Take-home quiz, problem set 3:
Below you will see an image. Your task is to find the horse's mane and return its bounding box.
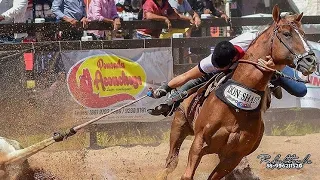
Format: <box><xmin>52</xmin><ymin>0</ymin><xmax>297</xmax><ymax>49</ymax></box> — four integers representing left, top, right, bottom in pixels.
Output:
<box><xmin>246</xmin><ymin>22</ymin><xmax>274</xmax><ymax>50</ymax></box>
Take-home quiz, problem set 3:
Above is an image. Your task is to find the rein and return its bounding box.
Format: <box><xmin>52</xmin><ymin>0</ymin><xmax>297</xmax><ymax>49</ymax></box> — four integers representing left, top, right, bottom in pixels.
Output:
<box><xmin>238</xmin><ymin>59</ymin><xmax>310</xmax><ymax>83</ymax></box>
<box><xmin>237</xmin><ymin>20</ymin><xmax>313</xmax><ymax>84</ymax></box>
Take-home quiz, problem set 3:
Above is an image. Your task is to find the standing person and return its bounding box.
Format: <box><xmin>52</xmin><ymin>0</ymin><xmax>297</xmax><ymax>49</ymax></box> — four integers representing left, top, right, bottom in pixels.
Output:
<box><xmin>87</xmin><ymin>0</ymin><xmax>121</xmax><ymax>40</ymax></box>
<box><xmin>51</xmin><ymin>0</ymin><xmax>88</xmax><ymax>40</ymax></box>
<box><xmin>136</xmin><ymin>0</ymin><xmax>180</xmax><ymax>39</ymax></box>
<box><xmin>0</xmin><ymin>0</ymin><xmax>28</xmax><ymax>43</ymax></box>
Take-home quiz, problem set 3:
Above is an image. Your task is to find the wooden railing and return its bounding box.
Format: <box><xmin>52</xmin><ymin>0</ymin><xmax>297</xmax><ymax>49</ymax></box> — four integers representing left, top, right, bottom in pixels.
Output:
<box><xmin>1</xmin><ymin>16</ymin><xmax>320</xmax><ymax>149</ymax></box>
<box><xmin>0</xmin><ymin>16</ymin><xmax>319</xmax><ymax>33</ymax></box>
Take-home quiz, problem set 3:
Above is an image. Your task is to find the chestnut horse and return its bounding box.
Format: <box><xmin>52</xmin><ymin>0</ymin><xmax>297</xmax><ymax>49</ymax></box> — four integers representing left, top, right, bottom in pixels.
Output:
<box><xmin>159</xmin><ymin>5</ymin><xmax>317</xmax><ymax>180</ymax></box>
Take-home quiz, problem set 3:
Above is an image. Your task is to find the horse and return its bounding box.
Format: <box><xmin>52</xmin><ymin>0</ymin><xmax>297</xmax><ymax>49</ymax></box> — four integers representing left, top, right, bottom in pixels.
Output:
<box><xmin>158</xmin><ymin>5</ymin><xmax>317</xmax><ymax>180</ymax></box>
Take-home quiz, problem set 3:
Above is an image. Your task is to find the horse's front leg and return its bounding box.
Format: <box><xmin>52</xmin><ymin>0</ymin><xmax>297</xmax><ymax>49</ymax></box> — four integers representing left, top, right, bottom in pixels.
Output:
<box><xmin>208</xmin><ymin>154</ymin><xmax>243</xmax><ymax>180</ymax></box>
<box><xmin>181</xmin><ymin>131</ymin><xmax>206</xmax><ymax>180</ymax></box>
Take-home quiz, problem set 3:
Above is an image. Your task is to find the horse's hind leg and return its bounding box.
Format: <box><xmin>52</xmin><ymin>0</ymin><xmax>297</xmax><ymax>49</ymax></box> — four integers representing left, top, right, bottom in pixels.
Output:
<box><xmin>157</xmin><ymin>108</ymin><xmax>193</xmax><ymax>180</ymax></box>
<box><xmin>208</xmin><ymin>154</ymin><xmax>243</xmax><ymax>180</ymax></box>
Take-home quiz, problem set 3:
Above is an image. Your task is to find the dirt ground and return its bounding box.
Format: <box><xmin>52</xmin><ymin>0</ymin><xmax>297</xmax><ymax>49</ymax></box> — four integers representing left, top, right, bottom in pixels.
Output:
<box><xmin>28</xmin><ymin>133</ymin><xmax>320</xmax><ymax>180</ymax></box>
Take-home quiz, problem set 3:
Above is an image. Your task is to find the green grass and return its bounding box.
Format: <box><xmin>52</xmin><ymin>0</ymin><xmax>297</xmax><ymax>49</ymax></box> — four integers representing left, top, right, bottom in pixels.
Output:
<box><xmin>13</xmin><ymin>133</ymin><xmax>88</xmax><ymax>151</ymax></box>
<box><xmin>16</xmin><ymin>120</ymin><xmax>320</xmax><ymax>152</ymax></box>
<box><xmin>12</xmin><ymin>129</ymin><xmax>172</xmax><ymax>152</ymax></box>
<box><xmin>96</xmin><ymin>129</ymin><xmax>171</xmax><ymax>147</ymax></box>
<box><xmin>271</xmin><ymin>121</ymin><xmax>320</xmax><ymax>136</ymax></box>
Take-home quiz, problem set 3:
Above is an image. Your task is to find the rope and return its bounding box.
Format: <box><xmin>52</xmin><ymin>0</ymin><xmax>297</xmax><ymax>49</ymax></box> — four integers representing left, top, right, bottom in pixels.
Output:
<box><xmin>54</xmin><ymin>95</ymin><xmax>149</xmax><ymax>140</ymax></box>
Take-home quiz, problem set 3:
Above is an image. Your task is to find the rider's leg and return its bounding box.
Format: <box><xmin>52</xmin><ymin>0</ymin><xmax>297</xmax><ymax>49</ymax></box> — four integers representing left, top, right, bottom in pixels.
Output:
<box><xmin>271</xmin><ymin>66</ymin><xmax>307</xmax><ymax>97</ymax></box>
<box><xmin>148</xmin><ymin>73</ymin><xmax>213</xmax><ymax>116</ymax></box>
<box><xmin>178</xmin><ymin>73</ymin><xmax>213</xmax><ymax>93</ymax></box>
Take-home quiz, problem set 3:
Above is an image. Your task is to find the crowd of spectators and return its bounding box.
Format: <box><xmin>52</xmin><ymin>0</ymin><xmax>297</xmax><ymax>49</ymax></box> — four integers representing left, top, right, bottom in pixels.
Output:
<box><xmin>0</xmin><ymin>0</ymin><xmax>228</xmax><ymax>42</ymax></box>
<box><xmin>0</xmin><ymin>0</ymin><xmax>229</xmax><ymax>86</ymax></box>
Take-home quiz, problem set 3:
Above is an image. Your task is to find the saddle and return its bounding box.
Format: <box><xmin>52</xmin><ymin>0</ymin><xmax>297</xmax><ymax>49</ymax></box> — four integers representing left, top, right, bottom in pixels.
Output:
<box><xmin>184</xmin><ymin>73</ymin><xmax>275</xmax><ymax>127</ymax></box>
<box><xmin>185</xmin><ymin>72</ymin><xmax>231</xmax><ymax>125</ymax></box>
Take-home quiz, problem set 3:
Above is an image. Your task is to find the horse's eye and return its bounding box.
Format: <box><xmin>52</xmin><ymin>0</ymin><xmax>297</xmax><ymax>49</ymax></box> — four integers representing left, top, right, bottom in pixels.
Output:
<box><xmin>283</xmin><ymin>32</ymin><xmax>291</xmax><ymax>37</ymax></box>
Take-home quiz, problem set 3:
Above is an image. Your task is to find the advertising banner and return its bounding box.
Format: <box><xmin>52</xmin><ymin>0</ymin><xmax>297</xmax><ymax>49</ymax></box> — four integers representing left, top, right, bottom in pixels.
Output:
<box><xmin>61</xmin><ymin>48</ymin><xmax>173</xmax><ymax>123</ymax></box>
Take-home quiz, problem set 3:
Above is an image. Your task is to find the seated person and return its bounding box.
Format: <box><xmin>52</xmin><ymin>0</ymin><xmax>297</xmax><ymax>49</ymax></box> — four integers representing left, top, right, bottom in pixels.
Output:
<box><xmin>160</xmin><ymin>0</ymin><xmax>201</xmax><ymax>38</ymax></box>
<box><xmin>136</xmin><ymin>0</ymin><xmax>180</xmax><ymax>39</ymax></box>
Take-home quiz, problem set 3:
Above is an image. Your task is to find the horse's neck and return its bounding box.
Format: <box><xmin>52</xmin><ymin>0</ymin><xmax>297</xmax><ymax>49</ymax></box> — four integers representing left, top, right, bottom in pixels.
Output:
<box><xmin>232</xmin><ymin>27</ymin><xmax>275</xmax><ymax>91</ymax></box>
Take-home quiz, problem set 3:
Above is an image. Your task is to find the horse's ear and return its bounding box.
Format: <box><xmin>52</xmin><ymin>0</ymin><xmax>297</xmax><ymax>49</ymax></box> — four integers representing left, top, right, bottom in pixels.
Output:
<box><xmin>296</xmin><ymin>12</ymin><xmax>304</xmax><ymax>22</ymax></box>
<box><xmin>272</xmin><ymin>4</ymin><xmax>280</xmax><ymax>23</ymax></box>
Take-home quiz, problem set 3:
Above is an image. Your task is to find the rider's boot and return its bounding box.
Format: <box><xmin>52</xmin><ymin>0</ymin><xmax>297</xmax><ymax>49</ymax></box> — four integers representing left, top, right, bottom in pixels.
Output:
<box><xmin>147</xmin><ymin>74</ymin><xmax>213</xmax><ymax>117</ymax></box>
<box><xmin>269</xmin><ymin>75</ymin><xmax>283</xmax><ymax>99</ymax></box>
<box><xmin>147</xmin><ymin>90</ymin><xmax>188</xmax><ymax>116</ymax></box>
<box><xmin>271</xmin><ymin>85</ymin><xmax>282</xmax><ymax>99</ymax></box>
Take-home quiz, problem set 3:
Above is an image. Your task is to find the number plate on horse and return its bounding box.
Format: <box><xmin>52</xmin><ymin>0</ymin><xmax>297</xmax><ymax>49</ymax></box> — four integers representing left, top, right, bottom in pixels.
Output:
<box><xmin>223</xmin><ymin>84</ymin><xmax>261</xmax><ymax>110</ymax></box>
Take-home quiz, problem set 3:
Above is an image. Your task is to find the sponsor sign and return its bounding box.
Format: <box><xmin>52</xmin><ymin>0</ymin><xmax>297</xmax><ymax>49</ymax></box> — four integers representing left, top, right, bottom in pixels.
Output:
<box><xmin>61</xmin><ymin>48</ymin><xmax>173</xmax><ymax>122</ymax></box>
<box><xmin>224</xmin><ymin>84</ymin><xmax>261</xmax><ymax>110</ymax></box>
<box><xmin>67</xmin><ymin>54</ymin><xmax>146</xmax><ymax>108</ymax></box>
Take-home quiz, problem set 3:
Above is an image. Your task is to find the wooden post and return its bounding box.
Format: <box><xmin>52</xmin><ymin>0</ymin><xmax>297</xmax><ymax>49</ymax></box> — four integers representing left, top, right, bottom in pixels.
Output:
<box><xmin>89</xmin><ymin>131</ymin><xmax>101</xmax><ymax>149</ymax></box>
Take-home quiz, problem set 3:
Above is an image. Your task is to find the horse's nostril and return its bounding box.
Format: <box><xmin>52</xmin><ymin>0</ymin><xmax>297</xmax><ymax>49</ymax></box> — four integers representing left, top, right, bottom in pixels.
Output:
<box><xmin>307</xmin><ymin>58</ymin><xmax>312</xmax><ymax>62</ymax></box>
<box><xmin>305</xmin><ymin>56</ymin><xmax>316</xmax><ymax>63</ymax></box>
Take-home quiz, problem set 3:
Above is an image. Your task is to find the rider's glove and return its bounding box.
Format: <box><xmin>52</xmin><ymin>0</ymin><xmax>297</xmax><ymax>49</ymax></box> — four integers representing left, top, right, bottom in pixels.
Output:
<box><xmin>149</xmin><ymin>83</ymin><xmax>172</xmax><ymax>99</ymax></box>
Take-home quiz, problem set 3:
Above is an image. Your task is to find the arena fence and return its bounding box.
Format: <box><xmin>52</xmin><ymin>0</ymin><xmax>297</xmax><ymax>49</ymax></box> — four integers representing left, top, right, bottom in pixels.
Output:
<box><xmin>0</xmin><ymin>17</ymin><xmax>320</xmax><ymax>149</ymax></box>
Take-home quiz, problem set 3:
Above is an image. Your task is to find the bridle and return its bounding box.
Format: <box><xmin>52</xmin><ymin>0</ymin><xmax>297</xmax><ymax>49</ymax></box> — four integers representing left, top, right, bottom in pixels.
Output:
<box><xmin>239</xmin><ymin>20</ymin><xmax>317</xmax><ymax>83</ymax></box>
<box><xmin>270</xmin><ymin>22</ymin><xmax>314</xmax><ymax>69</ymax></box>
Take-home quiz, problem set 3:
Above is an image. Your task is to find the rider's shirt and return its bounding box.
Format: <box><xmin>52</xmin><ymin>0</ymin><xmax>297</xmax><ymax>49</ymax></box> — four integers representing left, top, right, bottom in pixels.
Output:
<box><xmin>198</xmin><ymin>32</ymin><xmax>259</xmax><ymax>74</ymax></box>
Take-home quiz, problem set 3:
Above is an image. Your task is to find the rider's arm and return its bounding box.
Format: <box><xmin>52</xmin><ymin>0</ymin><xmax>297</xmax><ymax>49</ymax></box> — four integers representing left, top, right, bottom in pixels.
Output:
<box><xmin>168</xmin><ymin>66</ymin><xmax>205</xmax><ymax>88</ymax></box>
<box><xmin>167</xmin><ymin>49</ymin><xmax>231</xmax><ymax>89</ymax></box>
<box><xmin>271</xmin><ymin>66</ymin><xmax>307</xmax><ymax>97</ymax></box>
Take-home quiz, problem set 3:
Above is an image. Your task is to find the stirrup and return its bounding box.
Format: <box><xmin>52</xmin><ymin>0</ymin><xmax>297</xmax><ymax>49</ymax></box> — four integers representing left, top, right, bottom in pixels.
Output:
<box><xmin>147</xmin><ymin>101</ymin><xmax>181</xmax><ymax>117</ymax></box>
<box><xmin>148</xmin><ymin>90</ymin><xmax>187</xmax><ymax>117</ymax></box>
<box><xmin>147</xmin><ymin>104</ymin><xmax>172</xmax><ymax>116</ymax></box>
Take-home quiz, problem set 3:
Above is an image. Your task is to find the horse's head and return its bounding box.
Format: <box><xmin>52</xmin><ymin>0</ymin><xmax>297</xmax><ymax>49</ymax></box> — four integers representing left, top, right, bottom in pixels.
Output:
<box><xmin>270</xmin><ymin>5</ymin><xmax>317</xmax><ymax>75</ymax></box>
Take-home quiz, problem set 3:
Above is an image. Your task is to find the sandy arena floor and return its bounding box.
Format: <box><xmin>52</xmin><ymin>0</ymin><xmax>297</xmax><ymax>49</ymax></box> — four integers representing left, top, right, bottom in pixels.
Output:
<box><xmin>28</xmin><ymin>133</ymin><xmax>320</xmax><ymax>180</ymax></box>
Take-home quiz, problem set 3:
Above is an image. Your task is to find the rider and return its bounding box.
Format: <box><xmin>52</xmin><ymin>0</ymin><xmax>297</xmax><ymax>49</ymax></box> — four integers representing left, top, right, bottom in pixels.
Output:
<box><xmin>147</xmin><ymin>31</ymin><xmax>309</xmax><ymax>116</ymax></box>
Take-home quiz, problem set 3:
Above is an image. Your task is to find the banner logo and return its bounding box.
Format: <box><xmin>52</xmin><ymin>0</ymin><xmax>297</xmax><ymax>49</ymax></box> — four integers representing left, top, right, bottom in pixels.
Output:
<box><xmin>67</xmin><ymin>54</ymin><xmax>146</xmax><ymax>108</ymax></box>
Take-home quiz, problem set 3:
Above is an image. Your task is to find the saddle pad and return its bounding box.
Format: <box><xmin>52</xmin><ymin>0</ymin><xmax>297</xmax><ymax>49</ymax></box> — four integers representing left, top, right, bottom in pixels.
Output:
<box><xmin>215</xmin><ymin>79</ymin><xmax>265</xmax><ymax>111</ymax></box>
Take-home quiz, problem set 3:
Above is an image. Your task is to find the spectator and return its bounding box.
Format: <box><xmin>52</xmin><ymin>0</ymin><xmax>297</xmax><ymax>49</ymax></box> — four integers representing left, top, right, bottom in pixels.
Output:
<box><xmin>160</xmin><ymin>0</ymin><xmax>201</xmax><ymax>38</ymax></box>
<box><xmin>51</xmin><ymin>0</ymin><xmax>88</xmax><ymax>40</ymax></box>
<box><xmin>0</xmin><ymin>0</ymin><xmax>28</xmax><ymax>43</ymax></box>
<box><xmin>188</xmin><ymin>0</ymin><xmax>228</xmax><ymax>21</ymax></box>
<box><xmin>87</xmin><ymin>0</ymin><xmax>121</xmax><ymax>40</ymax></box>
<box><xmin>131</xmin><ymin>0</ymin><xmax>142</xmax><ymax>13</ymax></box>
<box><xmin>116</xmin><ymin>0</ymin><xmax>141</xmax><ymax>13</ymax></box>
<box><xmin>136</xmin><ymin>0</ymin><xmax>179</xmax><ymax>39</ymax></box>
<box><xmin>187</xmin><ymin>0</ymin><xmax>228</xmax><ymax>60</ymax></box>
